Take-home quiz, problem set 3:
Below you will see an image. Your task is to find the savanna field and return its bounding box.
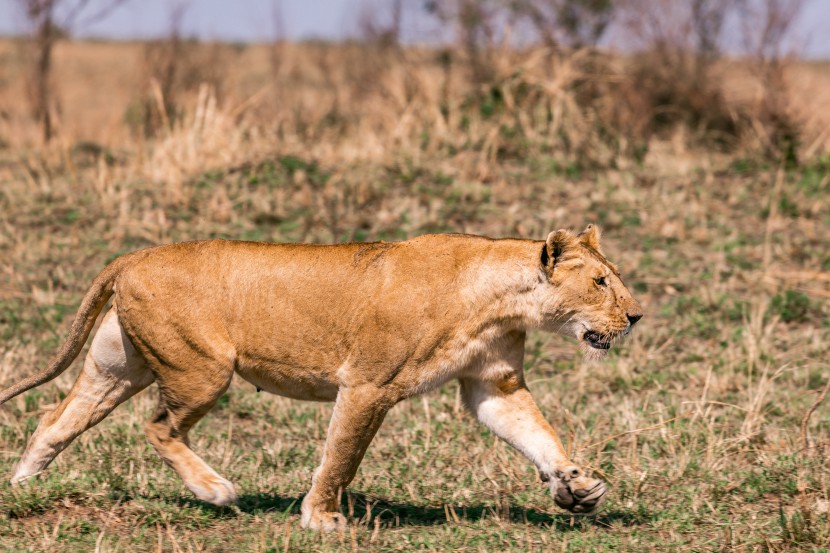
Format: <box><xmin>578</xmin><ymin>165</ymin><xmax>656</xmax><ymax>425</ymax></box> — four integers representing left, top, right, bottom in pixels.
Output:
<box><xmin>0</xmin><ymin>34</ymin><xmax>829</xmax><ymax>552</ymax></box>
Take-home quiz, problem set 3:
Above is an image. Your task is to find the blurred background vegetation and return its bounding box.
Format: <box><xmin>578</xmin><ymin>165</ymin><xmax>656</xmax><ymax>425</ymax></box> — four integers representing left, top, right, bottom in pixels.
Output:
<box><xmin>0</xmin><ymin>0</ymin><xmax>828</xmax><ymax>168</ymax></box>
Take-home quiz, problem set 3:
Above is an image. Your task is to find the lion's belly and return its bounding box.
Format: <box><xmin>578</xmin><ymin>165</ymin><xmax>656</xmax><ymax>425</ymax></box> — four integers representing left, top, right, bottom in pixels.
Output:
<box><xmin>234</xmin><ymin>363</ymin><xmax>339</xmax><ymax>402</ymax></box>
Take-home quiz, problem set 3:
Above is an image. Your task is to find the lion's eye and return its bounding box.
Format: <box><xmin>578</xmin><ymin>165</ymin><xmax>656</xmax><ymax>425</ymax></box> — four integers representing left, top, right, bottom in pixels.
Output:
<box><xmin>594</xmin><ymin>276</ymin><xmax>607</xmax><ymax>286</ymax></box>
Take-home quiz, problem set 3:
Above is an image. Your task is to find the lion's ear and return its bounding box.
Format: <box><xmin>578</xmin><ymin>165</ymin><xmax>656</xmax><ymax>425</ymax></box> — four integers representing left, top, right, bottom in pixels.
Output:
<box><xmin>578</xmin><ymin>224</ymin><xmax>602</xmax><ymax>253</ymax></box>
<box><xmin>541</xmin><ymin>229</ymin><xmax>576</xmax><ymax>268</ymax></box>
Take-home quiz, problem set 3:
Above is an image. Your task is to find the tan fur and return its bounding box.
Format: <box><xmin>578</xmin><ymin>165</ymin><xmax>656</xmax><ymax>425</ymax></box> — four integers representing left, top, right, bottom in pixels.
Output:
<box><xmin>1</xmin><ymin>229</ymin><xmax>642</xmax><ymax>530</ymax></box>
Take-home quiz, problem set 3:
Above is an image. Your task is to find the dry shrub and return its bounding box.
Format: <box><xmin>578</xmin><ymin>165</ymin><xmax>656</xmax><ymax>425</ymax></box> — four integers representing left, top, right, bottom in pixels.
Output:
<box><xmin>145</xmin><ymin>84</ymin><xmax>254</xmax><ymax>204</ymax></box>
<box><xmin>623</xmin><ymin>48</ymin><xmax>743</xmax><ymax>149</ymax></box>
<box><xmin>116</xmin><ymin>37</ymin><xmax>824</xmax><ymax>179</ymax></box>
<box><xmin>125</xmin><ymin>38</ymin><xmax>235</xmax><ymax>139</ymax></box>
<box><xmin>611</xmin><ymin>0</ymin><xmax>808</xmax><ymax>161</ymax></box>
<box><xmin>610</xmin><ymin>0</ymin><xmax>742</xmax><ymax>154</ymax></box>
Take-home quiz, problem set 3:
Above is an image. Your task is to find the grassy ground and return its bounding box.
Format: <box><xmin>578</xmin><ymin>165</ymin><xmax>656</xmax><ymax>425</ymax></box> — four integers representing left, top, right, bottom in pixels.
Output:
<box><xmin>1</xmin><ymin>148</ymin><xmax>829</xmax><ymax>551</ymax></box>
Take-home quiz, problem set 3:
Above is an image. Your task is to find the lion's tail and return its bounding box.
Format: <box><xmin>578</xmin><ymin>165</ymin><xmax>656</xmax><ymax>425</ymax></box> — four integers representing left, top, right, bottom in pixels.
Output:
<box><xmin>0</xmin><ymin>254</ymin><xmax>136</xmax><ymax>406</ymax></box>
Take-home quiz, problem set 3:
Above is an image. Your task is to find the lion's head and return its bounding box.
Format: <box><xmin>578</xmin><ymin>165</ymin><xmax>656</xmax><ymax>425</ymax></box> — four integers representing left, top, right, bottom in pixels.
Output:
<box><xmin>539</xmin><ymin>224</ymin><xmax>643</xmax><ymax>360</ymax></box>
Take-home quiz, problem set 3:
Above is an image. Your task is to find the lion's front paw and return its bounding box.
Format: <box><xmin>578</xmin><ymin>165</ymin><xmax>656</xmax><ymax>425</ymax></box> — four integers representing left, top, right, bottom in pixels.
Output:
<box><xmin>550</xmin><ymin>465</ymin><xmax>607</xmax><ymax>514</ymax></box>
<box><xmin>300</xmin><ymin>496</ymin><xmax>347</xmax><ymax>532</ymax></box>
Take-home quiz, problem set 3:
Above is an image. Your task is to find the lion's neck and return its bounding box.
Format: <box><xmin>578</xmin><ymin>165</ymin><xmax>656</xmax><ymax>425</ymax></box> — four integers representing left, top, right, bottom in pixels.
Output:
<box><xmin>460</xmin><ymin>241</ymin><xmax>558</xmax><ymax>333</ymax></box>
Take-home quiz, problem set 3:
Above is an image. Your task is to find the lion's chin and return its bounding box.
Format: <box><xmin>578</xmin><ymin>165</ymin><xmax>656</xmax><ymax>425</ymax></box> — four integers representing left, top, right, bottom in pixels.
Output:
<box><xmin>579</xmin><ymin>329</ymin><xmax>614</xmax><ymax>361</ymax></box>
<box><xmin>581</xmin><ymin>342</ymin><xmax>610</xmax><ymax>361</ymax></box>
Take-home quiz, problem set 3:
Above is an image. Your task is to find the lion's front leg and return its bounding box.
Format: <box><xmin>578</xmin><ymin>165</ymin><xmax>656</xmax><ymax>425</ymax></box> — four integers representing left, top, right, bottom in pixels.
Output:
<box><xmin>301</xmin><ymin>384</ymin><xmax>396</xmax><ymax>531</ymax></box>
<box><xmin>459</xmin><ymin>339</ymin><xmax>607</xmax><ymax>514</ymax></box>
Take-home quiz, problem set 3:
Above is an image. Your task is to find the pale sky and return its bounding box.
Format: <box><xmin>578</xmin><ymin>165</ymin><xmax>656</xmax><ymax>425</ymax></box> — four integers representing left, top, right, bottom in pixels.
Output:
<box><xmin>0</xmin><ymin>0</ymin><xmax>442</xmax><ymax>43</ymax></box>
<box><xmin>0</xmin><ymin>0</ymin><xmax>828</xmax><ymax>58</ymax></box>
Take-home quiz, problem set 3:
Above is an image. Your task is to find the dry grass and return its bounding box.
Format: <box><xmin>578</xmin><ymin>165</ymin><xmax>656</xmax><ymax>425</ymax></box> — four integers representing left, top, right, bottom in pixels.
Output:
<box><xmin>0</xmin><ymin>38</ymin><xmax>829</xmax><ymax>551</ymax></box>
<box><xmin>2</xmin><ymin>39</ymin><xmax>829</xmax><ymax>168</ymax></box>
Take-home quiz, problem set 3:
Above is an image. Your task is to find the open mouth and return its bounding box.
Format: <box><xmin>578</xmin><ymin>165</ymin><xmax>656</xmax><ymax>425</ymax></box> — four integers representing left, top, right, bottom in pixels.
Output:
<box><xmin>583</xmin><ymin>330</ymin><xmax>611</xmax><ymax>350</ymax></box>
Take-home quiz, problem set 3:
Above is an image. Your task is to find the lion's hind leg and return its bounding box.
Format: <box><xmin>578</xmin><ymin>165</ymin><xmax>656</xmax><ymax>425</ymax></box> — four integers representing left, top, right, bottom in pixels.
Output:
<box><xmin>144</xmin><ymin>366</ymin><xmax>237</xmax><ymax>506</ymax></box>
<box><xmin>301</xmin><ymin>384</ymin><xmax>398</xmax><ymax>531</ymax></box>
<box><xmin>12</xmin><ymin>307</ymin><xmax>154</xmax><ymax>484</ymax></box>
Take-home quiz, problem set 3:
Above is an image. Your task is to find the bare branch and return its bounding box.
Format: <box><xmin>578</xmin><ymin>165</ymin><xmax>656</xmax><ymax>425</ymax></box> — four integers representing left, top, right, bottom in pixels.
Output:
<box><xmin>271</xmin><ymin>0</ymin><xmax>285</xmax><ymax>43</ymax></box>
<box><xmin>70</xmin><ymin>0</ymin><xmax>131</xmax><ymax>30</ymax></box>
<box><xmin>59</xmin><ymin>0</ymin><xmax>91</xmax><ymax>28</ymax></box>
<box><xmin>801</xmin><ymin>375</ymin><xmax>830</xmax><ymax>451</ymax></box>
<box><xmin>14</xmin><ymin>0</ymin><xmax>132</xmax><ymax>142</ymax></box>
<box><xmin>738</xmin><ymin>0</ymin><xmax>805</xmax><ymax>62</ymax></box>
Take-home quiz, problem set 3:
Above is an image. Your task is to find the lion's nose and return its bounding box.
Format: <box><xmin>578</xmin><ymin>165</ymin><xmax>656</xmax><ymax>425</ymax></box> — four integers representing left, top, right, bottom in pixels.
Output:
<box><xmin>627</xmin><ymin>312</ymin><xmax>643</xmax><ymax>326</ymax></box>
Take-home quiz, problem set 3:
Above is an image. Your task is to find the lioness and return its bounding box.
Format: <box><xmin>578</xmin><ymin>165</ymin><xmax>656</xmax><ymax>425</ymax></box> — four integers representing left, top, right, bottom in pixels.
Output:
<box><xmin>0</xmin><ymin>226</ymin><xmax>641</xmax><ymax>530</ymax></box>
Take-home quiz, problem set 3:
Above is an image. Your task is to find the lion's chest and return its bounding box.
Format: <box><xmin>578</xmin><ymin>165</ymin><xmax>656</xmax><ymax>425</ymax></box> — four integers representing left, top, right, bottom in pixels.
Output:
<box><xmin>401</xmin><ymin>327</ymin><xmax>507</xmax><ymax>396</ymax></box>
